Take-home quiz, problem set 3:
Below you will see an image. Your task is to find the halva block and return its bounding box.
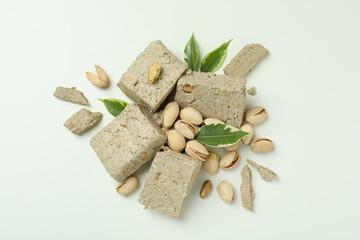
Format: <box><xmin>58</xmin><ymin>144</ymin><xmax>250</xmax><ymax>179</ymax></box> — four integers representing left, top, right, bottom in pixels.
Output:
<box><xmin>224</xmin><ymin>44</ymin><xmax>268</xmax><ymax>78</ymax></box>
<box><xmin>175</xmin><ymin>72</ymin><xmax>246</xmax><ymax>128</ymax></box>
<box><xmin>138</xmin><ymin>148</ymin><xmax>202</xmax><ymax>218</ymax></box>
<box><xmin>64</xmin><ymin>108</ymin><xmax>102</xmax><ymax>134</ymax></box>
<box><xmin>90</xmin><ymin>103</ymin><xmax>166</xmax><ymax>182</ymax></box>
<box><xmin>54</xmin><ymin>86</ymin><xmax>89</xmax><ymax>106</ymax></box>
<box><xmin>240</xmin><ymin>165</ymin><xmax>254</xmax><ymax>211</ymax></box>
<box><xmin>118</xmin><ymin>40</ymin><xmax>187</xmax><ymax>113</ymax></box>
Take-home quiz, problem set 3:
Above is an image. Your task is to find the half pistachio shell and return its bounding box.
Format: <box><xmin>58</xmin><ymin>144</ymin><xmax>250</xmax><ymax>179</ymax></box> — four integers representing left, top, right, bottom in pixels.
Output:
<box><xmin>203</xmin><ymin>152</ymin><xmax>220</xmax><ymax>174</ymax></box>
<box><xmin>217</xmin><ymin>180</ymin><xmax>234</xmax><ymax>203</ymax></box>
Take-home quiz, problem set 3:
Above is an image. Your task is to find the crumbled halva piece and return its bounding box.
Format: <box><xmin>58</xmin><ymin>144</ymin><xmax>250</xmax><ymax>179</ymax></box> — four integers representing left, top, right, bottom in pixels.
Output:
<box><xmin>64</xmin><ymin>108</ymin><xmax>102</xmax><ymax>134</ymax></box>
<box><xmin>240</xmin><ymin>165</ymin><xmax>254</xmax><ymax>211</ymax></box>
<box><xmin>247</xmin><ymin>159</ymin><xmax>277</xmax><ymax>181</ymax></box>
<box><xmin>138</xmin><ymin>147</ymin><xmax>202</xmax><ymax>218</ymax></box>
<box><xmin>224</xmin><ymin>44</ymin><xmax>268</xmax><ymax>78</ymax></box>
<box><xmin>54</xmin><ymin>86</ymin><xmax>90</xmax><ymax>106</ymax></box>
<box><xmin>118</xmin><ymin>40</ymin><xmax>188</xmax><ymax>113</ymax></box>
<box><xmin>175</xmin><ymin>72</ymin><xmax>246</xmax><ymax>128</ymax></box>
<box><xmin>152</xmin><ymin>109</ymin><xmax>163</xmax><ymax>126</ymax></box>
<box><xmin>90</xmin><ymin>103</ymin><xmax>166</xmax><ymax>183</ymax></box>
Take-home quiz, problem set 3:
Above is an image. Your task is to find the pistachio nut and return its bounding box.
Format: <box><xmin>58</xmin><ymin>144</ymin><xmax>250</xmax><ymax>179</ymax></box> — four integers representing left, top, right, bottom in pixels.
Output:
<box><xmin>148</xmin><ymin>62</ymin><xmax>161</xmax><ymax>83</ymax></box>
<box><xmin>203</xmin><ymin>118</ymin><xmax>224</xmax><ymax>125</ymax></box>
<box><xmin>240</xmin><ymin>123</ymin><xmax>254</xmax><ymax>145</ymax></box>
<box><xmin>183</xmin><ymin>84</ymin><xmax>193</xmax><ymax>93</ymax></box>
<box><xmin>179</xmin><ymin>107</ymin><xmax>203</xmax><ymax>125</ymax></box>
<box><xmin>116</xmin><ymin>176</ymin><xmax>139</xmax><ymax>196</ymax></box>
<box><xmin>162</xmin><ymin>102</ymin><xmax>179</xmax><ymax>128</ymax></box>
<box><xmin>250</xmin><ymin>138</ymin><xmax>274</xmax><ymax>153</ymax></box>
<box><xmin>167</xmin><ymin>130</ymin><xmax>186</xmax><ymax>152</ymax></box>
<box><xmin>174</xmin><ymin>120</ymin><xmax>197</xmax><ymax>139</ymax></box>
<box><xmin>200</xmin><ymin>180</ymin><xmax>213</xmax><ymax>199</ymax></box>
<box><xmin>245</xmin><ymin>106</ymin><xmax>267</xmax><ymax>125</ymax></box>
<box><xmin>224</xmin><ymin>141</ymin><xmax>240</xmax><ymax>151</ymax></box>
<box><xmin>203</xmin><ymin>152</ymin><xmax>220</xmax><ymax>174</ymax></box>
<box><xmin>185</xmin><ymin>140</ymin><xmax>209</xmax><ymax>161</ymax></box>
<box><xmin>217</xmin><ymin>180</ymin><xmax>234</xmax><ymax>203</ymax></box>
<box><xmin>220</xmin><ymin>151</ymin><xmax>240</xmax><ymax>170</ymax></box>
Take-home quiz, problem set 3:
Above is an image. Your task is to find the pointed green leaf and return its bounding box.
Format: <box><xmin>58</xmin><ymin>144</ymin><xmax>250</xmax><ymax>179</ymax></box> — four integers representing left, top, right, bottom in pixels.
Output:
<box><xmin>98</xmin><ymin>98</ymin><xmax>129</xmax><ymax>117</ymax></box>
<box><xmin>200</xmin><ymin>39</ymin><xmax>232</xmax><ymax>73</ymax></box>
<box><xmin>195</xmin><ymin>123</ymin><xmax>249</xmax><ymax>147</ymax></box>
<box><xmin>184</xmin><ymin>33</ymin><xmax>199</xmax><ymax>71</ymax></box>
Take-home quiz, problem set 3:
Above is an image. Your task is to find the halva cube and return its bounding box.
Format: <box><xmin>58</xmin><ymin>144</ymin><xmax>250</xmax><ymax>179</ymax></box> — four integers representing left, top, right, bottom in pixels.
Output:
<box><xmin>138</xmin><ymin>148</ymin><xmax>202</xmax><ymax>218</ymax></box>
<box><xmin>90</xmin><ymin>103</ymin><xmax>166</xmax><ymax>182</ymax></box>
<box><xmin>175</xmin><ymin>72</ymin><xmax>246</xmax><ymax>128</ymax></box>
<box><xmin>118</xmin><ymin>40</ymin><xmax>187</xmax><ymax>113</ymax></box>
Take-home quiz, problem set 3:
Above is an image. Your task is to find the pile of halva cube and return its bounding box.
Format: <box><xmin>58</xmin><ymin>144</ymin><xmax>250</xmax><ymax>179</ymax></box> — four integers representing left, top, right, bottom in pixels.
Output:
<box><xmin>55</xmin><ymin>40</ymin><xmax>277</xmax><ymax>218</ymax></box>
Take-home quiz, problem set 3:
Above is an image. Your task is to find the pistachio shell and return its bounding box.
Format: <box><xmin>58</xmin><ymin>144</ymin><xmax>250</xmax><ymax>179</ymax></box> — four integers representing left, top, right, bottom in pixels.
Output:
<box><xmin>162</xmin><ymin>102</ymin><xmax>179</xmax><ymax>128</ymax></box>
<box><xmin>224</xmin><ymin>141</ymin><xmax>240</xmax><ymax>151</ymax></box>
<box><xmin>240</xmin><ymin>124</ymin><xmax>254</xmax><ymax>145</ymax></box>
<box><xmin>185</xmin><ymin>140</ymin><xmax>209</xmax><ymax>161</ymax></box>
<box><xmin>179</xmin><ymin>107</ymin><xmax>203</xmax><ymax>125</ymax></box>
<box><xmin>203</xmin><ymin>118</ymin><xmax>224</xmax><ymax>125</ymax></box>
<box><xmin>167</xmin><ymin>130</ymin><xmax>186</xmax><ymax>152</ymax></box>
<box><xmin>95</xmin><ymin>65</ymin><xmax>110</xmax><ymax>87</ymax></box>
<box><xmin>245</xmin><ymin>106</ymin><xmax>267</xmax><ymax>125</ymax></box>
<box><xmin>116</xmin><ymin>176</ymin><xmax>139</xmax><ymax>196</ymax></box>
<box><xmin>203</xmin><ymin>152</ymin><xmax>220</xmax><ymax>174</ymax></box>
<box><xmin>220</xmin><ymin>151</ymin><xmax>240</xmax><ymax>169</ymax></box>
<box><xmin>174</xmin><ymin>120</ymin><xmax>197</xmax><ymax>139</ymax></box>
<box><xmin>217</xmin><ymin>180</ymin><xmax>234</xmax><ymax>203</ymax></box>
<box><xmin>250</xmin><ymin>138</ymin><xmax>274</xmax><ymax>153</ymax></box>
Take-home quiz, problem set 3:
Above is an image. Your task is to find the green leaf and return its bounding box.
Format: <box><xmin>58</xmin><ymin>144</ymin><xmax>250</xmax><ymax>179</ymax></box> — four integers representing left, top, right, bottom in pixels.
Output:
<box><xmin>200</xmin><ymin>39</ymin><xmax>232</xmax><ymax>73</ymax></box>
<box><xmin>98</xmin><ymin>98</ymin><xmax>129</xmax><ymax>117</ymax></box>
<box><xmin>195</xmin><ymin>123</ymin><xmax>249</xmax><ymax>147</ymax></box>
<box><xmin>184</xmin><ymin>33</ymin><xmax>199</xmax><ymax>71</ymax></box>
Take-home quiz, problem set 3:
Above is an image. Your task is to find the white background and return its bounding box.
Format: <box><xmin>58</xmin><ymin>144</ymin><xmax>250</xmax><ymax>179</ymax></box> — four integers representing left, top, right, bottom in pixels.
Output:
<box><xmin>1</xmin><ymin>0</ymin><xmax>359</xmax><ymax>239</ymax></box>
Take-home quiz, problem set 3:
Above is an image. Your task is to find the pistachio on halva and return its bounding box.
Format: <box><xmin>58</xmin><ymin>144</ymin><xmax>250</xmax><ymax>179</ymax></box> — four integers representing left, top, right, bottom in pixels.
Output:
<box><xmin>148</xmin><ymin>62</ymin><xmax>161</xmax><ymax>83</ymax></box>
<box><xmin>174</xmin><ymin>120</ymin><xmax>197</xmax><ymax>139</ymax></box>
<box><xmin>185</xmin><ymin>140</ymin><xmax>209</xmax><ymax>161</ymax></box>
<box><xmin>245</xmin><ymin>106</ymin><xmax>267</xmax><ymax>125</ymax></box>
<box><xmin>220</xmin><ymin>151</ymin><xmax>240</xmax><ymax>170</ymax></box>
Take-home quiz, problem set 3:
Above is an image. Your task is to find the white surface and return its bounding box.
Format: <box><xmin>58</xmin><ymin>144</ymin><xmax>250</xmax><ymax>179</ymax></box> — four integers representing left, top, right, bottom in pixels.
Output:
<box><xmin>1</xmin><ymin>0</ymin><xmax>359</xmax><ymax>239</ymax></box>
